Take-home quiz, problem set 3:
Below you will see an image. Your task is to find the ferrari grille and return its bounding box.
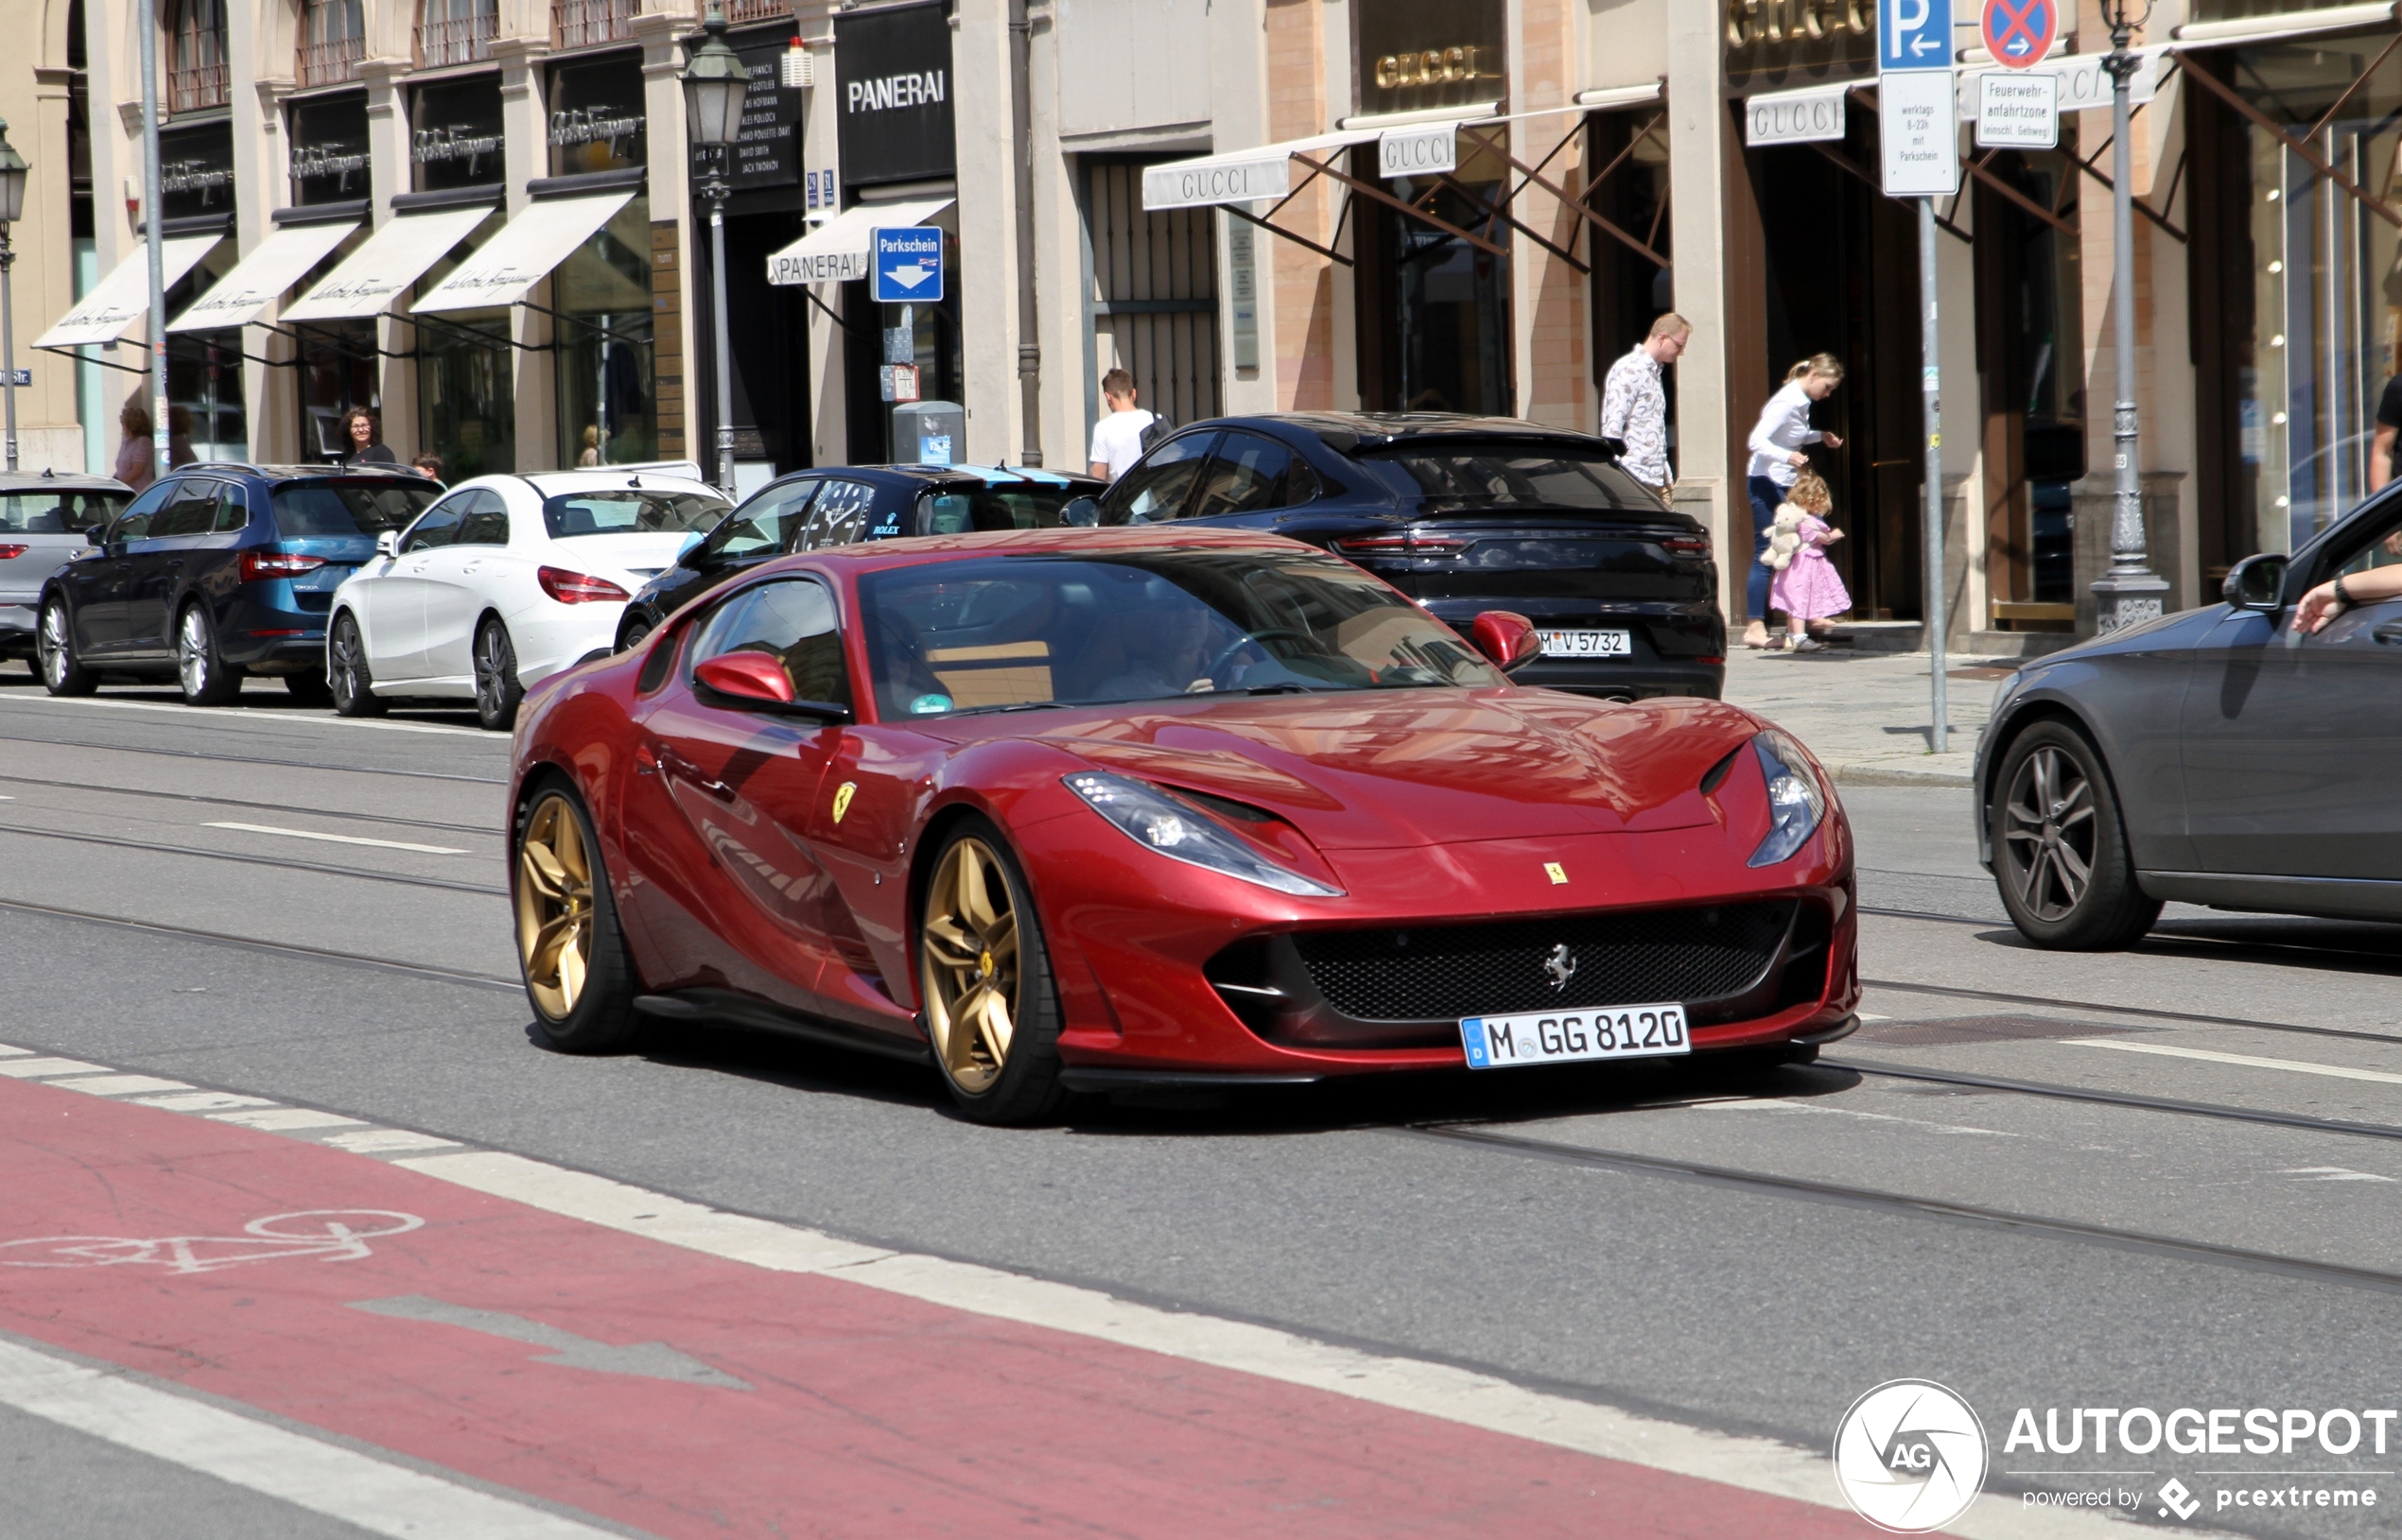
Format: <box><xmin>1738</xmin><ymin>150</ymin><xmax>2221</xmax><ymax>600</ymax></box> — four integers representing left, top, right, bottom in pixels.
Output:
<box><xmin>1291</xmin><ymin>901</ymin><xmax>1796</xmax><ymax>1022</ymax></box>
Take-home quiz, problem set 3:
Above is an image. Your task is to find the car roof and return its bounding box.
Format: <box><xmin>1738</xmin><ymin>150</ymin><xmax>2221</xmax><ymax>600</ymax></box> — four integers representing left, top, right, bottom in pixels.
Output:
<box><xmin>496</xmin><ymin>470</ymin><xmax>726</xmax><ymax>497</ymax></box>
<box><xmin>1192</xmin><ymin>412</ymin><xmax>1601</xmax><ymax>453</ymax></box>
<box><xmin>202</xmin><ymin>463</ymin><xmax>433</xmax><ymax>484</ymax></box>
<box><xmin>0</xmin><ymin>470</ymin><xmax>133</xmax><ymax>493</ymax></box>
<box><xmin>800</xmin><ymin>525</ymin><xmax>1305</xmax><ymax>574</ymax></box>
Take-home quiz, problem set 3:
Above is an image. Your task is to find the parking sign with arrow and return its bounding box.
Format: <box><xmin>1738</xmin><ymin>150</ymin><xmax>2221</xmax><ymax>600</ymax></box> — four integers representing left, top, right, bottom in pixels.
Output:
<box><xmin>871</xmin><ymin>226</ymin><xmax>945</xmax><ymax>304</ymax></box>
<box><xmin>1879</xmin><ymin>0</ymin><xmax>1954</xmax><ymax>74</ymax></box>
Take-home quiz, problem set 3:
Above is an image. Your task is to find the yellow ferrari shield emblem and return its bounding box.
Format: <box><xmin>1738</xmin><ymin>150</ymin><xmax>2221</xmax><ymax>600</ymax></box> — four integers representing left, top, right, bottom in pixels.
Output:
<box><xmin>831</xmin><ymin>782</ymin><xmax>857</xmax><ymax>824</ymax></box>
<box><xmin>1544</xmin><ymin>862</ymin><xmax>1568</xmax><ymax>885</ymax></box>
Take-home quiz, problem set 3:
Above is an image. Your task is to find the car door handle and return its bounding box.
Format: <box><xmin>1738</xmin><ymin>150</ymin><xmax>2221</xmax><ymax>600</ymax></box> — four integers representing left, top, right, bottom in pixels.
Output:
<box><xmin>2375</xmin><ymin>622</ymin><xmax>2402</xmax><ymax>646</ymax></box>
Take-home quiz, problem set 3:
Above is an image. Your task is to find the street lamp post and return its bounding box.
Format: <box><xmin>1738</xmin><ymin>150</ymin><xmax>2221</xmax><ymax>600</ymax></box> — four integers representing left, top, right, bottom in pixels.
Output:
<box><xmin>2091</xmin><ymin>0</ymin><xmax>2170</xmax><ymax>634</ymax></box>
<box><xmin>680</xmin><ymin>2</ymin><xmax>749</xmax><ymax>498</ymax></box>
<box><xmin>0</xmin><ymin>118</ymin><xmax>28</xmax><ymax>474</ymax></box>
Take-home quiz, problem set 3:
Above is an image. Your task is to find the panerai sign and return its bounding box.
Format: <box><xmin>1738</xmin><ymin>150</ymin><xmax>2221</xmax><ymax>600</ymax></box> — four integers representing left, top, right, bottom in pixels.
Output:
<box><xmin>833</xmin><ymin>0</ymin><xmax>955</xmax><ymax>188</ymax></box>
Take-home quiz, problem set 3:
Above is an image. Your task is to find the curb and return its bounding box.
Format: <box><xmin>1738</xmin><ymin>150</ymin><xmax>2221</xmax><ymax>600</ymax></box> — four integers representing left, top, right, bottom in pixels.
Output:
<box><xmin>1831</xmin><ymin>761</ymin><xmax>1974</xmax><ymax>788</ymax></box>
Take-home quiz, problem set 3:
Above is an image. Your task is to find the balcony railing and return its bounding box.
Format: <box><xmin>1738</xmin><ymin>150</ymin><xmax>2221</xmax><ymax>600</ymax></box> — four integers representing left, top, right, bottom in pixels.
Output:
<box><xmin>725</xmin><ymin>0</ymin><xmax>791</xmax><ymax>23</ymax></box>
<box><xmin>416</xmin><ymin>12</ymin><xmax>496</xmax><ymax>68</ymax></box>
<box><xmin>552</xmin><ymin>0</ymin><xmax>635</xmax><ymax>50</ymax></box>
<box><xmin>297</xmin><ymin>34</ymin><xmax>365</xmax><ymax>89</ymax></box>
<box><xmin>167</xmin><ymin>61</ymin><xmax>230</xmax><ymax>114</ymax></box>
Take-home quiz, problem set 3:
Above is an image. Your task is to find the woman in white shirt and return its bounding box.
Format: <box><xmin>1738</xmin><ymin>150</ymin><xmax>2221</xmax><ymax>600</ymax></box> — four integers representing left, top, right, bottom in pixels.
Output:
<box><xmin>1743</xmin><ymin>354</ymin><xmax>1845</xmax><ymax>649</ymax></box>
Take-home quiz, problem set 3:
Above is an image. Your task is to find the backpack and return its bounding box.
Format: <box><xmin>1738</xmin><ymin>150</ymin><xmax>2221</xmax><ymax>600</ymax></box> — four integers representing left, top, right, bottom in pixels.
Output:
<box><xmin>1138</xmin><ymin>413</ymin><xmax>1172</xmax><ymax>454</ymax></box>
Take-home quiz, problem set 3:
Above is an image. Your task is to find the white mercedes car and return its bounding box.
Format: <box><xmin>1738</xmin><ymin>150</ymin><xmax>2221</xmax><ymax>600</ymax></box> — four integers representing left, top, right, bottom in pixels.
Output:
<box><xmin>325</xmin><ymin>468</ymin><xmax>729</xmax><ymax>729</ymax></box>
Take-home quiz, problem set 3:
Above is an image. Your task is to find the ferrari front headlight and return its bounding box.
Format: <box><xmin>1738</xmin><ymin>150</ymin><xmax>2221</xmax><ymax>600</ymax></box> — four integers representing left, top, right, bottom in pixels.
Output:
<box><xmin>1747</xmin><ymin>730</ymin><xmax>1828</xmax><ymax>868</ymax></box>
<box><xmin>1064</xmin><ymin>771</ymin><xmax>1342</xmax><ymax>897</ymax></box>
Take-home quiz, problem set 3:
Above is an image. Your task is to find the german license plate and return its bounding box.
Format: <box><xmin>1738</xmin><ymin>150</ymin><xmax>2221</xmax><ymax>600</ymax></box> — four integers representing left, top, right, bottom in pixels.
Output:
<box><xmin>1538</xmin><ymin>629</ymin><xmax>1631</xmax><ymax>658</ymax></box>
<box><xmin>1459</xmin><ymin>1003</ymin><xmax>1691</xmax><ymax>1069</ymax></box>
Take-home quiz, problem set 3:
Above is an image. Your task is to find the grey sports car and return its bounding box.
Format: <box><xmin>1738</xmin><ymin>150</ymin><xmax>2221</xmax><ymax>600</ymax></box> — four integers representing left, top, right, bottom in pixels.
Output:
<box><xmin>1976</xmin><ymin>492</ymin><xmax>2402</xmax><ymax>948</ymax></box>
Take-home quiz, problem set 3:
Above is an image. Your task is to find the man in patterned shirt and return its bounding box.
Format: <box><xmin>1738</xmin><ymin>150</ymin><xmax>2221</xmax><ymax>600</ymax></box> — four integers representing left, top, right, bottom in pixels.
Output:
<box><xmin>1599</xmin><ymin>313</ymin><xmax>1690</xmax><ymax>499</ymax></box>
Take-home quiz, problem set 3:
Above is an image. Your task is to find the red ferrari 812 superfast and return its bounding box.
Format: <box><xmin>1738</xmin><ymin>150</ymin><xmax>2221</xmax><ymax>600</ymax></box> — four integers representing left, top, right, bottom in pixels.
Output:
<box><xmin>507</xmin><ymin>528</ymin><xmax>1858</xmax><ymax>1123</ymax></box>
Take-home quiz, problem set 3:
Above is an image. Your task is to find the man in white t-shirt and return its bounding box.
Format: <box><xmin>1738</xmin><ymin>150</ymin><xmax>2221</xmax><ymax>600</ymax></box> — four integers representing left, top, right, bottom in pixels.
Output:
<box><xmin>1087</xmin><ymin>368</ymin><xmax>1157</xmax><ymax>481</ymax></box>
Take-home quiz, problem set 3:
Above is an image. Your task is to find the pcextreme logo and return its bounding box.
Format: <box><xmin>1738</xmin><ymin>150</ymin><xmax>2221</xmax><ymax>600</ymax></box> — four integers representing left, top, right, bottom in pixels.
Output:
<box><xmin>1833</xmin><ymin>1379</ymin><xmax>1990</xmax><ymax>1532</ymax></box>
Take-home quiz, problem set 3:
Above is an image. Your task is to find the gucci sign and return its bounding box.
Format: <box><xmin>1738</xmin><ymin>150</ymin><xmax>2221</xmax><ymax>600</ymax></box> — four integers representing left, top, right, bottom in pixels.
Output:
<box><xmin>1725</xmin><ymin>0</ymin><xmax>1873</xmax><ymax>48</ymax></box>
<box><xmin>1372</xmin><ymin>44</ymin><xmax>1494</xmax><ymax>92</ymax></box>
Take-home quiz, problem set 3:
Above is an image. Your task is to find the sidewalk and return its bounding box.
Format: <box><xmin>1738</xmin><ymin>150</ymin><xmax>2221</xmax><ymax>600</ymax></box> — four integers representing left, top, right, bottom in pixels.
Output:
<box><xmin>1718</xmin><ymin>645</ymin><xmax>2009</xmax><ymax>788</ymax></box>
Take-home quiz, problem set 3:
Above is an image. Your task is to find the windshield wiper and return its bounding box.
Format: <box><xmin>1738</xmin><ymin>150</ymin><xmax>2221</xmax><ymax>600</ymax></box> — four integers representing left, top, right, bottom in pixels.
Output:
<box><xmin>1218</xmin><ymin>682</ymin><xmax>1349</xmax><ymax>696</ymax></box>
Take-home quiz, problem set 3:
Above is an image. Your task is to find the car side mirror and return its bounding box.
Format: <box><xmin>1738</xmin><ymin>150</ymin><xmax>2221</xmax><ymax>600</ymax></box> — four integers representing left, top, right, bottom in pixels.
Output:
<box><xmin>2223</xmin><ymin>552</ymin><xmax>2288</xmax><ymax>612</ymax></box>
<box><xmin>1062</xmin><ymin>496</ymin><xmax>1101</xmax><ymax>528</ymax></box>
<box><xmin>1471</xmin><ymin>610</ymin><xmax>1543</xmax><ymax>674</ymax></box>
<box><xmin>692</xmin><ymin>652</ymin><xmax>852</xmax><ymax>719</ymax></box>
<box><xmin>86</xmin><ymin>527</ymin><xmax>108</xmax><ymax>548</ymax></box>
<box><xmin>375</xmin><ymin>530</ymin><xmax>401</xmax><ymax>558</ymax></box>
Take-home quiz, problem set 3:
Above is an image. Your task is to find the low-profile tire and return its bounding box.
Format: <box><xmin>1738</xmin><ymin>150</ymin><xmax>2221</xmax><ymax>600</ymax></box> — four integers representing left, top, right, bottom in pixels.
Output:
<box><xmin>175</xmin><ymin>603</ymin><xmax>242</xmax><ymax>707</ymax></box>
<box><xmin>473</xmin><ymin>616</ymin><xmax>525</xmax><ymax>732</ymax></box>
<box><xmin>513</xmin><ymin>782</ymin><xmax>643</xmax><ymax>1053</ymax></box>
<box><xmin>328</xmin><ymin>612</ymin><xmax>386</xmax><ymax>717</ymax></box>
<box><xmin>284</xmin><ymin>670</ymin><xmax>333</xmax><ymax>707</ymax></box>
<box><xmin>1990</xmin><ymin>719</ymin><xmax>2161</xmax><ymax>950</ymax></box>
<box><xmin>917</xmin><ymin>817</ymin><xmax>1070</xmax><ymax>1126</ymax></box>
<box><xmin>36</xmin><ymin>597</ymin><xmax>96</xmax><ymax>697</ymax></box>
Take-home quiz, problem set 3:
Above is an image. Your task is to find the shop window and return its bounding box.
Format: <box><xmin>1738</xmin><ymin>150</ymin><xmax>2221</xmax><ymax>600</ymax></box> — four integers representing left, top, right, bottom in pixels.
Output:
<box><xmin>297</xmin><ymin>0</ymin><xmax>365</xmax><ymax>89</ymax></box>
<box><xmin>166</xmin><ymin>0</ymin><xmax>228</xmax><ymax>113</ymax></box>
<box><xmin>164</xmin><ymin>241</ymin><xmax>246</xmax><ymax>460</ymax></box>
<box><xmin>554</xmin><ymin>196</ymin><xmax>656</xmax><ymax>468</ymax></box>
<box><xmin>417</xmin><ymin>0</ymin><xmax>496</xmax><ymax>68</ymax></box>
<box><xmin>288</xmin><ymin>93</ymin><xmax>371</xmax><ymax>205</ymax></box>
<box><xmin>1974</xmin><ymin>149</ymin><xmax>2085</xmax><ymax>616</ymax></box>
<box><xmin>416</xmin><ymin>226</ymin><xmax>514</xmax><ymax>479</ymax></box>
<box><xmin>547</xmin><ymin>55</ymin><xmax>647</xmax><ymax>178</ymax></box>
<box><xmin>411</xmin><ymin>76</ymin><xmax>506</xmax><ymax>194</ymax></box>
<box><xmin>1353</xmin><ymin>132</ymin><xmax>1513</xmax><ymax>416</ymax></box>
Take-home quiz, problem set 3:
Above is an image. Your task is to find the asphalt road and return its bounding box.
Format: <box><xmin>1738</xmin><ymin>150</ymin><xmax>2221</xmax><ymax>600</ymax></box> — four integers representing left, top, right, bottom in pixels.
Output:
<box><xmin>2</xmin><ymin>670</ymin><xmax>2397</xmax><ymax>1539</ymax></box>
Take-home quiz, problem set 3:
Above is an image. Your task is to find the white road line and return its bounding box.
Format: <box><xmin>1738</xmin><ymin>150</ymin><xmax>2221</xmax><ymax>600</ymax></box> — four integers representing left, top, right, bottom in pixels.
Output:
<box><xmin>2066</xmin><ymin>1038</ymin><xmax>2402</xmax><ymax>1086</ymax></box>
<box><xmin>53</xmin><ymin>1075</ymin><xmax>194</xmax><ymax>1098</ymax></box>
<box><xmin>0</xmin><ymin>1335</ymin><xmax>620</xmax><ymax>1540</ymax></box>
<box><xmin>202</xmin><ymin>822</ymin><xmax>469</xmax><ymax>856</ymax></box>
<box><xmin>0</xmin><ymin>693</ymin><xmax>489</xmax><ymax>736</ymax></box>
<box><xmin>392</xmin><ymin>1149</ymin><xmax>2156</xmax><ymax>1539</ymax></box>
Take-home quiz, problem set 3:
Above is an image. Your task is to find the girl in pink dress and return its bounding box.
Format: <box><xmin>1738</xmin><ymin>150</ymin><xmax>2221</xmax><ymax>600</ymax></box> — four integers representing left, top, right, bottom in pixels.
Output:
<box><xmin>1767</xmin><ymin>472</ymin><xmax>1850</xmax><ymax>653</ymax></box>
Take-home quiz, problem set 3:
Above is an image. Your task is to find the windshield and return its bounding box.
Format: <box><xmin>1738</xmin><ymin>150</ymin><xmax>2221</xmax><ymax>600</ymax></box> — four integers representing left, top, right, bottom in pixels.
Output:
<box><xmin>859</xmin><ymin>547</ymin><xmax>1504</xmax><ymax>719</ymax></box>
<box><xmin>0</xmin><ymin>488</ymin><xmax>130</xmax><ymax>533</ymax></box>
<box><xmin>1349</xmin><ymin>441</ymin><xmax>1655</xmax><ymax>512</ymax></box>
<box><xmin>543</xmin><ymin>489</ymin><xmax>729</xmax><ymax>540</ymax></box>
<box><xmin>919</xmin><ymin>480</ymin><xmax>1090</xmax><ymax>535</ymax></box>
<box><xmin>270</xmin><ymin>480</ymin><xmax>442</xmax><ymax>537</ymax></box>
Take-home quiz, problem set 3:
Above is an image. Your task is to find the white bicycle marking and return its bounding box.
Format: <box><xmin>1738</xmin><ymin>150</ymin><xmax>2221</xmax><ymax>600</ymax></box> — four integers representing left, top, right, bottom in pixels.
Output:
<box><xmin>0</xmin><ymin>1210</ymin><xmax>425</xmax><ymax>1274</ymax></box>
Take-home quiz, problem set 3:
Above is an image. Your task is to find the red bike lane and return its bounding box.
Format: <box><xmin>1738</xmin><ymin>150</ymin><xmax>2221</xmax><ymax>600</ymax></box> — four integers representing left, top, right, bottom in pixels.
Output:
<box><xmin>0</xmin><ymin>1075</ymin><xmax>1865</xmax><ymax>1538</ymax></box>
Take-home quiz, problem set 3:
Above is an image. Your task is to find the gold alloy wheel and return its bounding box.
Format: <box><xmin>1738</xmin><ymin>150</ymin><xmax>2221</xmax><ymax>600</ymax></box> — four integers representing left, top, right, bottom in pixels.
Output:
<box><xmin>920</xmin><ymin>836</ymin><xmax>1021</xmax><ymax>1092</ymax></box>
<box><xmin>516</xmin><ymin>795</ymin><xmax>595</xmax><ymax>1020</ymax></box>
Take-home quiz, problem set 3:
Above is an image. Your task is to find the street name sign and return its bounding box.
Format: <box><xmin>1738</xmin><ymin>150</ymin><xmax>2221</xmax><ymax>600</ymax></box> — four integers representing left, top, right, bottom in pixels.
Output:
<box><xmin>870</xmin><ymin>226</ymin><xmax>944</xmax><ymax>303</ymax></box>
<box><xmin>1981</xmin><ymin>0</ymin><xmax>2059</xmax><ymax>69</ymax></box>
<box><xmin>1879</xmin><ymin>0</ymin><xmax>1952</xmax><ymax>72</ymax></box>
<box><xmin>1977</xmin><ymin>71</ymin><xmax>2059</xmax><ymax>148</ymax></box>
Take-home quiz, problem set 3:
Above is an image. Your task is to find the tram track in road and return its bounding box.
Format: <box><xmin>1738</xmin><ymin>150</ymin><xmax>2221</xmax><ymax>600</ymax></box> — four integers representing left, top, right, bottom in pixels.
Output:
<box><xmin>1399</xmin><ymin>1121</ymin><xmax>2402</xmax><ymax>1297</ymax></box>
<box><xmin>1820</xmin><ymin>1058</ymin><xmax>2402</xmax><ymax>1145</ymax></box>
<box><xmin>0</xmin><ymin>771</ymin><xmax>501</xmax><ymax>839</ymax></box>
<box><xmin>0</xmin><ymin>731</ymin><xmax>509</xmax><ymax>785</ymax></box>
<box><xmin>1859</xmin><ymin>974</ymin><xmax>2402</xmax><ymax>1047</ymax></box>
<box><xmin>0</xmin><ymin>894</ymin><xmax>521</xmax><ymax>992</ymax></box>
<box><xmin>0</xmin><ymin>822</ymin><xmax>508</xmax><ymax>896</ymax></box>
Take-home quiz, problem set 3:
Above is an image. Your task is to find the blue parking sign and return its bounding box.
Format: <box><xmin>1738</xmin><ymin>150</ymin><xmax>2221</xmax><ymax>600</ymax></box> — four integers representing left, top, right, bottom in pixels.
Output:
<box><xmin>1878</xmin><ymin>0</ymin><xmax>1953</xmax><ymax>73</ymax></box>
<box><xmin>871</xmin><ymin>226</ymin><xmax>945</xmax><ymax>303</ymax></box>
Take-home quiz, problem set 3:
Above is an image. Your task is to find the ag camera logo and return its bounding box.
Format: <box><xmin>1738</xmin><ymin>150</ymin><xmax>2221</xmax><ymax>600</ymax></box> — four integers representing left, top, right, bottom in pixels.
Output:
<box><xmin>1834</xmin><ymin>1379</ymin><xmax>1990</xmax><ymax>1532</ymax></box>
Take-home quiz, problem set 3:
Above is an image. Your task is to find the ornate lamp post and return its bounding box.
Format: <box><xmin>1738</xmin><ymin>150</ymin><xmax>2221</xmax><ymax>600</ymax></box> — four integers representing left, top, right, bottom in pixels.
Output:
<box><xmin>681</xmin><ymin>2</ymin><xmax>748</xmax><ymax>497</ymax></box>
<box><xmin>0</xmin><ymin>117</ymin><xmax>27</xmax><ymax>473</ymax></box>
<box><xmin>2091</xmin><ymin>0</ymin><xmax>2169</xmax><ymax>633</ymax></box>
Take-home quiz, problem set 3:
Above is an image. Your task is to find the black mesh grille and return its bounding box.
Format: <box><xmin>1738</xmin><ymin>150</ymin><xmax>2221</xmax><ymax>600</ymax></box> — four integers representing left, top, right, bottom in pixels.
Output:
<box><xmin>1292</xmin><ymin>901</ymin><xmax>1796</xmax><ymax>1022</ymax></box>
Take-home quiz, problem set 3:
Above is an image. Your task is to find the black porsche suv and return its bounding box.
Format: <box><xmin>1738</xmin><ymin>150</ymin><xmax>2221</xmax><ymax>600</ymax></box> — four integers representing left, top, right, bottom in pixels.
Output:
<box><xmin>1082</xmin><ymin>413</ymin><xmax>1724</xmax><ymax>700</ymax></box>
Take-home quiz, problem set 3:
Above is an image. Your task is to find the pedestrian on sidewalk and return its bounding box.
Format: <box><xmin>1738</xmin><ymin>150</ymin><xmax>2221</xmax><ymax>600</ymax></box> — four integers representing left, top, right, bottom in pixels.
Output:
<box><xmin>1600</xmin><ymin>312</ymin><xmax>1689</xmax><ymax>500</ymax></box>
<box><xmin>336</xmin><ymin>407</ymin><xmax>397</xmax><ymax>469</ymax></box>
<box><xmin>1087</xmin><ymin>369</ymin><xmax>1157</xmax><ymax>482</ymax></box>
<box><xmin>1765</xmin><ymin>472</ymin><xmax>1850</xmax><ymax>653</ymax></box>
<box><xmin>1743</xmin><ymin>354</ymin><xmax>1845</xmax><ymax>649</ymax></box>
